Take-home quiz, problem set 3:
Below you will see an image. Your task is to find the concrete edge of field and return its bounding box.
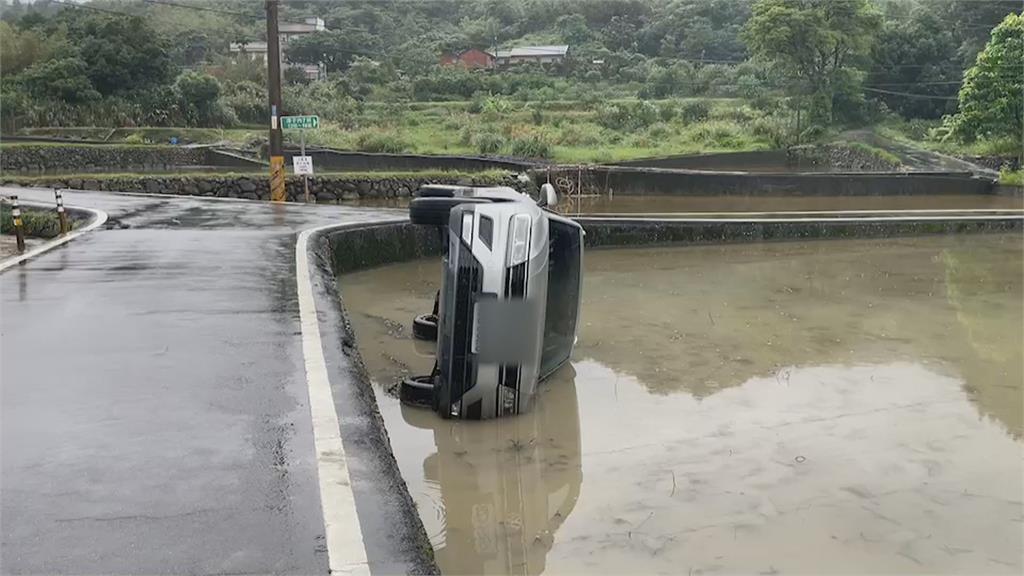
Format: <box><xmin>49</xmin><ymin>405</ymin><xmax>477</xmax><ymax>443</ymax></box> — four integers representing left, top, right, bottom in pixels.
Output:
<box><xmin>303</xmin><ymin>219</ymin><xmax>441</xmax><ymax>576</ymax></box>
<box><xmin>0</xmin><ymin>197</ymin><xmax>107</xmax><ymax>273</ymax></box>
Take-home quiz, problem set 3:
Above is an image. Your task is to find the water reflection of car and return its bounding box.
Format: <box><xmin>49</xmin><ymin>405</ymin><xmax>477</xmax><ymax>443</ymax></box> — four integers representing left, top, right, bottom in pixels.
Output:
<box><xmin>401</xmin><ymin>371</ymin><xmax>582</xmax><ymax>575</ymax></box>
<box><xmin>407</xmin><ymin>184</ymin><xmax>584</xmax><ymax>420</ymax></box>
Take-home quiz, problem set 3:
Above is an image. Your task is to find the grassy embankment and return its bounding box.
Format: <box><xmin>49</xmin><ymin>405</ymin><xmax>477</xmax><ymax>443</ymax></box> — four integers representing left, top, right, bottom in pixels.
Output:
<box><xmin>877</xmin><ymin>118</ymin><xmax>1022</xmax><ymax>159</ymax></box>
<box><xmin>999</xmin><ymin>168</ymin><xmax>1023</xmax><ymax>186</ymax></box>
<box><xmin>13</xmin><ymin>98</ymin><xmax>795</xmax><ymax>164</ymax></box>
<box><xmin>843</xmin><ymin>141</ymin><xmax>903</xmax><ymax>167</ymax></box>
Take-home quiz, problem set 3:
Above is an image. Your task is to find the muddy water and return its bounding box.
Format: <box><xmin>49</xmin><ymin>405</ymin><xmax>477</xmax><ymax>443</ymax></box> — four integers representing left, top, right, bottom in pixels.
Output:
<box><xmin>344</xmin><ymin>194</ymin><xmax>1023</xmax><ymax>215</ymax></box>
<box><xmin>559</xmin><ymin>193</ymin><xmax>1024</xmax><ymax>215</ymax></box>
<box><xmin>341</xmin><ymin>234</ymin><xmax>1023</xmax><ymax>575</ymax></box>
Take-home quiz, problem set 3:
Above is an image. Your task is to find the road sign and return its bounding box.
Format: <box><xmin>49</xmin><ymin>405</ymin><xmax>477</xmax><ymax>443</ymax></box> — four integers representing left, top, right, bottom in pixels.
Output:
<box><xmin>281</xmin><ymin>115</ymin><xmax>319</xmax><ymax>130</ymax></box>
<box><xmin>294</xmin><ymin>155</ymin><xmax>314</xmax><ymax>175</ymax></box>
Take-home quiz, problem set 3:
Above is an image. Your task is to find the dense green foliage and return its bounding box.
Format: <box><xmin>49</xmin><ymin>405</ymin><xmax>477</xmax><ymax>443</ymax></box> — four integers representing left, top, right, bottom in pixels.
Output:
<box><xmin>0</xmin><ymin>0</ymin><xmax>1019</xmax><ymax>157</ymax></box>
<box><xmin>943</xmin><ymin>13</ymin><xmax>1023</xmax><ymax>142</ymax></box>
<box><xmin>743</xmin><ymin>0</ymin><xmax>881</xmax><ymax>125</ymax></box>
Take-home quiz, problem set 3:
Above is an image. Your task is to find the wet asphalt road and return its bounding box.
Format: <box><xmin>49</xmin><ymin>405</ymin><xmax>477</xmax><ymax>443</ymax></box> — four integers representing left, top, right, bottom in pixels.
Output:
<box><xmin>0</xmin><ymin>188</ymin><xmax>401</xmax><ymax>574</ymax></box>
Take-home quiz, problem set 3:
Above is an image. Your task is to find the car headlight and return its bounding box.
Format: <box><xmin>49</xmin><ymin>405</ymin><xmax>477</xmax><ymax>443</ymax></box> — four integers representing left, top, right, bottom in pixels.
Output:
<box><xmin>508</xmin><ymin>214</ymin><xmax>531</xmax><ymax>266</ymax></box>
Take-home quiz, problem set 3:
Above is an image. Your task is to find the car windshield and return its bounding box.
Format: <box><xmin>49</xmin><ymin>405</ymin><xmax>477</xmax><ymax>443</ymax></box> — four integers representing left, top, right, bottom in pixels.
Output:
<box><xmin>540</xmin><ymin>217</ymin><xmax>582</xmax><ymax>379</ymax></box>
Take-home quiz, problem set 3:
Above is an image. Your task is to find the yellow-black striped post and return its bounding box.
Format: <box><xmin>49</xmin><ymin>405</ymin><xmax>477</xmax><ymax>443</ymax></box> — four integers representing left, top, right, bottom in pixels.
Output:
<box><xmin>270</xmin><ymin>156</ymin><xmax>286</xmax><ymax>202</ymax></box>
<box><xmin>55</xmin><ymin>189</ymin><xmax>69</xmax><ymax>234</ymax></box>
<box><xmin>10</xmin><ymin>195</ymin><xmax>25</xmax><ymax>253</ymax></box>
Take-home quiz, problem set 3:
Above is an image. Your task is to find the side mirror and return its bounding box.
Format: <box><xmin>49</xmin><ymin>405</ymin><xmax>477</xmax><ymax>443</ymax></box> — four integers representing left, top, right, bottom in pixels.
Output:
<box><xmin>538</xmin><ymin>183</ymin><xmax>558</xmax><ymax>208</ymax></box>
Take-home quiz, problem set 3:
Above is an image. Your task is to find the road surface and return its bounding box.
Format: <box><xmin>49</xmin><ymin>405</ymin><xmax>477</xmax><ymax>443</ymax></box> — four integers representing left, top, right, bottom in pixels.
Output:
<box><xmin>0</xmin><ymin>188</ymin><xmax>401</xmax><ymax>575</ymax></box>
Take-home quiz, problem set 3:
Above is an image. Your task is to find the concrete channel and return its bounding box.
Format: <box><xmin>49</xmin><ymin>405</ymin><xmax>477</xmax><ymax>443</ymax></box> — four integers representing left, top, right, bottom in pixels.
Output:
<box><xmin>309</xmin><ymin>212</ymin><xmax>1023</xmax><ymax>575</ymax></box>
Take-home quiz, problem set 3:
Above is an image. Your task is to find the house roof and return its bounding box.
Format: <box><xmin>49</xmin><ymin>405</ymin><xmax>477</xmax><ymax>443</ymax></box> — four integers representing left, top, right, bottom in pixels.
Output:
<box><xmin>230</xmin><ymin>41</ymin><xmax>268</xmax><ymax>52</ymax></box>
<box><xmin>279</xmin><ymin>17</ymin><xmax>326</xmax><ymax>35</ymax></box>
<box><xmin>494</xmin><ymin>45</ymin><xmax>569</xmax><ymax>58</ymax></box>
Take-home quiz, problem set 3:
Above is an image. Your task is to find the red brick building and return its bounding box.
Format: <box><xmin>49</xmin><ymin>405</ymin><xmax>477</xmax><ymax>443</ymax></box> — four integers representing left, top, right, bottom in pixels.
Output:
<box><xmin>440</xmin><ymin>48</ymin><xmax>495</xmax><ymax>69</ymax></box>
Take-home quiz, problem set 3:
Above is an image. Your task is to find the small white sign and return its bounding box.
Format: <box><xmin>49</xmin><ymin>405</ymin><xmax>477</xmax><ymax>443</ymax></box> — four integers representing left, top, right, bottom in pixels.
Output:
<box><xmin>293</xmin><ymin>155</ymin><xmax>314</xmax><ymax>175</ymax></box>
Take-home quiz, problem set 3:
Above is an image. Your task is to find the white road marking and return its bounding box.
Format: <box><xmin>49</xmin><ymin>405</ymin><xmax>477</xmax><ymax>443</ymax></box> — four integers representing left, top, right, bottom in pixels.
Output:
<box><xmin>0</xmin><ymin>201</ymin><xmax>108</xmax><ymax>273</ymax></box>
<box><xmin>295</xmin><ymin>223</ymin><xmax>371</xmax><ymax>576</ymax></box>
<box><xmin>579</xmin><ymin>208</ymin><xmax>1024</xmax><ymax>218</ymax></box>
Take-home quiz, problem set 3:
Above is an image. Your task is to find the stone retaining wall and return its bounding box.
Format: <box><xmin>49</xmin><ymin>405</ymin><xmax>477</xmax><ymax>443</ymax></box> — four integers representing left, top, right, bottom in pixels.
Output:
<box><xmin>0</xmin><ymin>172</ymin><xmax>525</xmax><ymax>203</ymax></box>
<box><xmin>1</xmin><ymin>145</ymin><xmax>211</xmax><ymax>173</ymax></box>
<box><xmin>958</xmin><ymin>155</ymin><xmax>1022</xmax><ymax>172</ymax></box>
<box><xmin>786</xmin><ymin>143</ymin><xmax>902</xmax><ymax>172</ymax></box>
<box><xmin>284</xmin><ymin>149</ymin><xmax>537</xmax><ymax>173</ymax></box>
<box><xmin>536</xmin><ymin>165</ymin><xmax>992</xmax><ymax>197</ymax></box>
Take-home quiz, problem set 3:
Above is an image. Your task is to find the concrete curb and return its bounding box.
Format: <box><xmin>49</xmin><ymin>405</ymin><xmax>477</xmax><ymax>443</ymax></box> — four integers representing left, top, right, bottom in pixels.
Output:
<box><xmin>0</xmin><ymin>199</ymin><xmax>107</xmax><ymax>273</ymax></box>
<box><xmin>302</xmin><ymin>219</ymin><xmax>440</xmax><ymax>576</ymax></box>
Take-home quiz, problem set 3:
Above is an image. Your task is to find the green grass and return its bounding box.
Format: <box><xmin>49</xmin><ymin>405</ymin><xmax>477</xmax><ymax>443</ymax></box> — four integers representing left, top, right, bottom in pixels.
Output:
<box><xmin>13</xmin><ymin>126</ymin><xmax>265</xmax><ymax>146</ymax></box>
<box><xmin>877</xmin><ymin>119</ymin><xmax>1022</xmax><ymax>159</ymax></box>
<box><xmin>0</xmin><ymin>203</ymin><xmax>68</xmax><ymax>238</ymax></box>
<box><xmin>11</xmin><ymin>98</ymin><xmax>787</xmax><ymax>163</ymax></box>
<box><xmin>305</xmin><ymin>98</ymin><xmax>779</xmax><ymax>162</ymax></box>
<box><xmin>999</xmin><ymin>168</ymin><xmax>1023</xmax><ymax>186</ymax></box>
<box><xmin>845</xmin><ymin>141</ymin><xmax>902</xmax><ymax>167</ymax></box>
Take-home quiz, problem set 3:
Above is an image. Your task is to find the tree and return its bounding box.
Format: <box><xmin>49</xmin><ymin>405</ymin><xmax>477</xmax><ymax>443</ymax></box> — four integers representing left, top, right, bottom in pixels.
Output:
<box><xmin>286</xmin><ymin>29</ymin><xmax>376</xmax><ymax>74</ymax></box>
<box><xmin>0</xmin><ymin>20</ymin><xmax>66</xmax><ymax>76</ymax></box>
<box><xmin>869</xmin><ymin>6</ymin><xmax>961</xmax><ymax>119</ymax></box>
<box><xmin>175</xmin><ymin>71</ymin><xmax>226</xmax><ymax>126</ymax></box>
<box><xmin>63</xmin><ymin>13</ymin><xmax>175</xmax><ymax>96</ymax></box>
<box><xmin>743</xmin><ymin>0</ymin><xmax>881</xmax><ymax>124</ymax></box>
<box><xmin>18</xmin><ymin>56</ymin><xmax>100</xmax><ymax>103</ymax></box>
<box><xmin>945</xmin><ymin>13</ymin><xmax>1023</xmax><ymax>141</ymax></box>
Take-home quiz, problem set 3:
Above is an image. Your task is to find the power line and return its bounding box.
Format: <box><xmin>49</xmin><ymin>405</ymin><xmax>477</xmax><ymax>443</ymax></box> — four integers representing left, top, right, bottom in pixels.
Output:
<box><xmin>863</xmin><ymin>87</ymin><xmax>960</xmax><ymax>100</ymax></box>
<box><xmin>140</xmin><ymin>0</ymin><xmax>311</xmax><ymax>26</ymax></box>
<box><xmin>50</xmin><ymin>0</ymin><xmax>141</xmax><ymax>18</ymax></box>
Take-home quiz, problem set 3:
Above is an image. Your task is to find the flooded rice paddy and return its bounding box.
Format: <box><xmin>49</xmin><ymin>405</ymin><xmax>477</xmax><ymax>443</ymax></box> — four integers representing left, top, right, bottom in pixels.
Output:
<box><xmin>341</xmin><ymin>233</ymin><xmax>1023</xmax><ymax>575</ymax></box>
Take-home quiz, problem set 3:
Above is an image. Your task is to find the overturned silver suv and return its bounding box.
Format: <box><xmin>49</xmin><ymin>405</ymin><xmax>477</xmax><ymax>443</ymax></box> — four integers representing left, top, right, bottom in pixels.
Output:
<box><xmin>403</xmin><ymin>184</ymin><xmax>584</xmax><ymax>420</ymax></box>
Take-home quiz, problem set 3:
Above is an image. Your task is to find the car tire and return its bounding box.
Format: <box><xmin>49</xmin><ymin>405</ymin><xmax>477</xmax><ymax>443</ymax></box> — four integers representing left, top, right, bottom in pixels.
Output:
<box><xmin>399</xmin><ymin>375</ymin><xmax>435</xmax><ymax>408</ymax></box>
<box><xmin>415</xmin><ymin>185</ymin><xmax>460</xmax><ymax>198</ymax></box>
<box><xmin>409</xmin><ymin>197</ymin><xmax>489</xmax><ymax>227</ymax></box>
<box><xmin>412</xmin><ymin>313</ymin><xmax>438</xmax><ymax>341</ymax></box>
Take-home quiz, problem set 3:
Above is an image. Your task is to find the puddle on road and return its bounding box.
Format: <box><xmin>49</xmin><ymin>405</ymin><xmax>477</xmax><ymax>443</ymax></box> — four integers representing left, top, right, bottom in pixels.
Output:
<box><xmin>341</xmin><ymin>234</ymin><xmax>1023</xmax><ymax>575</ymax></box>
<box><xmin>344</xmin><ymin>193</ymin><xmax>1023</xmax><ymax>215</ymax></box>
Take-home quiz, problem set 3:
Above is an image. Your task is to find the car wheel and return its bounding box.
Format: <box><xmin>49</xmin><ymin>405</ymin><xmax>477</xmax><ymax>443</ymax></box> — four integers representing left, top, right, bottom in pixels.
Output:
<box><xmin>412</xmin><ymin>313</ymin><xmax>438</xmax><ymax>341</ymax></box>
<box><xmin>399</xmin><ymin>375</ymin><xmax>435</xmax><ymax>408</ymax></box>
<box><xmin>409</xmin><ymin>197</ymin><xmax>489</xmax><ymax>227</ymax></box>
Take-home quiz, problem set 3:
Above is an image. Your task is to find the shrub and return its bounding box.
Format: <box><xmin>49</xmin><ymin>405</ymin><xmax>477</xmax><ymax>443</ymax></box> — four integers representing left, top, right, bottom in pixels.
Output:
<box><xmin>999</xmin><ymin>168</ymin><xmax>1023</xmax><ymax>187</ymax></box>
<box><xmin>554</xmin><ymin>123</ymin><xmax>604</xmax><ymax>147</ymax></box>
<box><xmin>657</xmin><ymin>101</ymin><xmax>678</xmax><ymax>122</ymax></box>
<box><xmin>596</xmin><ymin>100</ymin><xmax>659</xmax><ymax>131</ymax></box>
<box><xmin>800</xmin><ymin>124</ymin><xmax>827</xmax><ymax>143</ymax></box>
<box><xmin>353</xmin><ymin>130</ymin><xmax>409</xmax><ymax>153</ymax></box>
<box><xmin>509</xmin><ymin>134</ymin><xmax>552</xmax><ymax>158</ymax></box>
<box><xmin>1</xmin><ymin>204</ymin><xmax>66</xmax><ymax>238</ymax></box>
<box><xmin>644</xmin><ymin>122</ymin><xmax>673</xmax><ymax>140</ymax></box>
<box><xmin>472</xmin><ymin>132</ymin><xmax>506</xmax><ymax>155</ymax></box>
<box><xmin>679</xmin><ymin>101</ymin><xmax>711</xmax><ymax>123</ymax></box>
<box><xmin>751</xmin><ymin>114</ymin><xmax>793</xmax><ymax>148</ymax></box>
<box><xmin>530</xmin><ymin>105</ymin><xmax>544</xmax><ymax>125</ymax></box>
<box><xmin>689</xmin><ymin>120</ymin><xmax>743</xmax><ymax>148</ymax></box>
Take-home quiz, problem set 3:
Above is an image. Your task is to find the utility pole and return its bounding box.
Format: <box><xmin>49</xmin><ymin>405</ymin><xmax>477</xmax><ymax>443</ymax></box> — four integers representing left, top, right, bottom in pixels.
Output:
<box><xmin>266</xmin><ymin>0</ymin><xmax>286</xmax><ymax>202</ymax></box>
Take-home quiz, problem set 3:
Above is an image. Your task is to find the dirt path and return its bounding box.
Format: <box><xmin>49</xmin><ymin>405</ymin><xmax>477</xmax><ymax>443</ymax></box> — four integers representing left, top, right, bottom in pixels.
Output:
<box><xmin>841</xmin><ymin>128</ymin><xmax>998</xmax><ymax>175</ymax></box>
